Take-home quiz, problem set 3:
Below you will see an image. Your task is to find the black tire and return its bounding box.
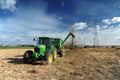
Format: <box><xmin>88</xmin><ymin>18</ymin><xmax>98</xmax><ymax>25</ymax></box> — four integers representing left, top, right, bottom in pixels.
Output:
<box><xmin>23</xmin><ymin>50</ymin><xmax>34</xmax><ymax>64</ymax></box>
<box><xmin>57</xmin><ymin>49</ymin><xmax>63</xmax><ymax>57</ymax></box>
<box><xmin>45</xmin><ymin>52</ymin><xmax>53</xmax><ymax>64</ymax></box>
<box><xmin>59</xmin><ymin>50</ymin><xmax>63</xmax><ymax>57</ymax></box>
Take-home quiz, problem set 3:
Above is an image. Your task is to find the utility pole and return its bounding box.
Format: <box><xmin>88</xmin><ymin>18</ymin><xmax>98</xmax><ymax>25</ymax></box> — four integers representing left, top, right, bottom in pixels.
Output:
<box><xmin>71</xmin><ymin>28</ymin><xmax>74</xmax><ymax>48</ymax></box>
<box><xmin>93</xmin><ymin>20</ymin><xmax>99</xmax><ymax>47</ymax></box>
<box><xmin>83</xmin><ymin>38</ymin><xmax>86</xmax><ymax>47</ymax></box>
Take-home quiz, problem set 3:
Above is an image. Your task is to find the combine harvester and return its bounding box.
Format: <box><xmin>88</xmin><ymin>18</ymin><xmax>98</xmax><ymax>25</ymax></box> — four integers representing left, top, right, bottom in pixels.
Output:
<box><xmin>23</xmin><ymin>32</ymin><xmax>75</xmax><ymax>64</ymax></box>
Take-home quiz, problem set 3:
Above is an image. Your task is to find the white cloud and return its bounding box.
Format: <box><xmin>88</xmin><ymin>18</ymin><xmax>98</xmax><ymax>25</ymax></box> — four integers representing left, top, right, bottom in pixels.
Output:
<box><xmin>0</xmin><ymin>6</ymin><xmax>63</xmax><ymax>45</ymax></box>
<box><xmin>111</xmin><ymin>17</ymin><xmax>120</xmax><ymax>23</ymax></box>
<box><xmin>98</xmin><ymin>26</ymin><xmax>120</xmax><ymax>46</ymax></box>
<box><xmin>0</xmin><ymin>34</ymin><xmax>28</xmax><ymax>45</ymax></box>
<box><xmin>102</xmin><ymin>19</ymin><xmax>111</xmax><ymax>25</ymax></box>
<box><xmin>69</xmin><ymin>22</ymin><xmax>87</xmax><ymax>30</ymax></box>
<box><xmin>102</xmin><ymin>25</ymin><xmax>108</xmax><ymax>29</ymax></box>
<box><xmin>96</xmin><ymin>25</ymin><xmax>101</xmax><ymax>31</ymax></box>
<box><xmin>0</xmin><ymin>9</ymin><xmax>61</xmax><ymax>31</ymax></box>
<box><xmin>0</xmin><ymin>0</ymin><xmax>17</xmax><ymax>12</ymax></box>
<box><xmin>103</xmin><ymin>17</ymin><xmax>120</xmax><ymax>25</ymax></box>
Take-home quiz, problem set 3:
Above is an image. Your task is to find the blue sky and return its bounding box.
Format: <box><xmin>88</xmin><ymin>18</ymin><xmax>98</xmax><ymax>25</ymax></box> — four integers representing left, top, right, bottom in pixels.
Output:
<box><xmin>0</xmin><ymin>0</ymin><xmax>120</xmax><ymax>46</ymax></box>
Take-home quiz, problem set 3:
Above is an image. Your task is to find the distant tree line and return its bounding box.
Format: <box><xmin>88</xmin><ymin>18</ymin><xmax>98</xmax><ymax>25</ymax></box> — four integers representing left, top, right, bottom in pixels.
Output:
<box><xmin>0</xmin><ymin>45</ymin><xmax>34</xmax><ymax>49</ymax></box>
<box><xmin>17</xmin><ymin>45</ymin><xmax>34</xmax><ymax>47</ymax></box>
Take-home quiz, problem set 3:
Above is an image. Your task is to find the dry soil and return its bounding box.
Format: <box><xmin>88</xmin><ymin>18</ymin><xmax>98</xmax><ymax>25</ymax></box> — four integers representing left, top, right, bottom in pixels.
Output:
<box><xmin>0</xmin><ymin>48</ymin><xmax>120</xmax><ymax>80</ymax></box>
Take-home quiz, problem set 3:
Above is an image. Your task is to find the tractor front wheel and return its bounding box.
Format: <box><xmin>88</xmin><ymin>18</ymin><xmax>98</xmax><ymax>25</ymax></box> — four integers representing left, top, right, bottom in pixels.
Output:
<box><xmin>53</xmin><ymin>48</ymin><xmax>57</xmax><ymax>60</ymax></box>
<box><xmin>45</xmin><ymin>52</ymin><xmax>53</xmax><ymax>64</ymax></box>
<box><xmin>23</xmin><ymin>50</ymin><xmax>34</xmax><ymax>64</ymax></box>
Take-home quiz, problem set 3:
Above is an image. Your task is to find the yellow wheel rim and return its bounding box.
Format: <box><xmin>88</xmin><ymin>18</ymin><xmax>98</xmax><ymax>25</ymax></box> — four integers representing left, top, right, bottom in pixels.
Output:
<box><xmin>54</xmin><ymin>50</ymin><xmax>57</xmax><ymax>59</ymax></box>
<box><xmin>48</xmin><ymin>54</ymin><xmax>52</xmax><ymax>63</ymax></box>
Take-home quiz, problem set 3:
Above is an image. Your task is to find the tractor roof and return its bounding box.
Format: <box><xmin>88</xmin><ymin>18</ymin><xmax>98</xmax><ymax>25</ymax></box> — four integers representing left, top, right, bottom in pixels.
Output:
<box><xmin>38</xmin><ymin>37</ymin><xmax>61</xmax><ymax>40</ymax></box>
<box><xmin>38</xmin><ymin>37</ymin><xmax>50</xmax><ymax>39</ymax></box>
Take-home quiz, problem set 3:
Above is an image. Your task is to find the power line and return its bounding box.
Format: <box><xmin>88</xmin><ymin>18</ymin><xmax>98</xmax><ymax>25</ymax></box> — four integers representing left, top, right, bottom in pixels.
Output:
<box><xmin>91</xmin><ymin>0</ymin><xmax>110</xmax><ymax>46</ymax></box>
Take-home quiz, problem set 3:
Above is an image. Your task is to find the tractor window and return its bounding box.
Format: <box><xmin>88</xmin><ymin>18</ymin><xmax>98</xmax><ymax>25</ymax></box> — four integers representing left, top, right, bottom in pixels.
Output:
<box><xmin>39</xmin><ymin>39</ymin><xmax>42</xmax><ymax>44</ymax></box>
<box><xmin>38</xmin><ymin>38</ymin><xmax>49</xmax><ymax>45</ymax></box>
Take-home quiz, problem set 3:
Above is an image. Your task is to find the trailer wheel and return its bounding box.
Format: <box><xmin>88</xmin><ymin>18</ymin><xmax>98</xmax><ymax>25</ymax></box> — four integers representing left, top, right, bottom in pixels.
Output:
<box><xmin>59</xmin><ymin>50</ymin><xmax>63</xmax><ymax>57</ymax></box>
<box><xmin>53</xmin><ymin>48</ymin><xmax>57</xmax><ymax>60</ymax></box>
<box><xmin>23</xmin><ymin>50</ymin><xmax>34</xmax><ymax>64</ymax></box>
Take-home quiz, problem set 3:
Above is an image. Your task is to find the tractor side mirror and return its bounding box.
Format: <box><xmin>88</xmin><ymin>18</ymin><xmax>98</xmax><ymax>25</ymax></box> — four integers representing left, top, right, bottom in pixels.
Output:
<box><xmin>33</xmin><ymin>38</ymin><xmax>35</xmax><ymax>41</ymax></box>
<box><xmin>33</xmin><ymin>37</ymin><xmax>38</xmax><ymax>41</ymax></box>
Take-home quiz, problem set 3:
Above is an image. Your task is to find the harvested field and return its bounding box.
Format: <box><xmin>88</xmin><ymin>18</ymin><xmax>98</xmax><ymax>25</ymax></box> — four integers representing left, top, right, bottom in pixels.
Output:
<box><xmin>0</xmin><ymin>48</ymin><xmax>120</xmax><ymax>80</ymax></box>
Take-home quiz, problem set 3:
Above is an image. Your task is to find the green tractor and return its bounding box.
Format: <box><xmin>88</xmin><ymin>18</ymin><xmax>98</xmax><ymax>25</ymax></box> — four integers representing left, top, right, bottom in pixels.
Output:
<box><xmin>23</xmin><ymin>32</ymin><xmax>75</xmax><ymax>64</ymax></box>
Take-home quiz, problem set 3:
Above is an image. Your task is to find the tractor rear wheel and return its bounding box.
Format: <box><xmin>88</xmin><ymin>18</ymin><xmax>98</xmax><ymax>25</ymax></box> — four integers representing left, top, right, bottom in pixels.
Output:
<box><xmin>23</xmin><ymin>50</ymin><xmax>34</xmax><ymax>64</ymax></box>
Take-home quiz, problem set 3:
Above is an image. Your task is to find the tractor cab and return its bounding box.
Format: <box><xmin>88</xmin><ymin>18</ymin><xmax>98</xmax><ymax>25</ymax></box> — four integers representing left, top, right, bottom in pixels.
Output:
<box><xmin>34</xmin><ymin>37</ymin><xmax>51</xmax><ymax>45</ymax></box>
<box><xmin>34</xmin><ymin>37</ymin><xmax>50</xmax><ymax>45</ymax></box>
<box><xmin>34</xmin><ymin>37</ymin><xmax>51</xmax><ymax>50</ymax></box>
